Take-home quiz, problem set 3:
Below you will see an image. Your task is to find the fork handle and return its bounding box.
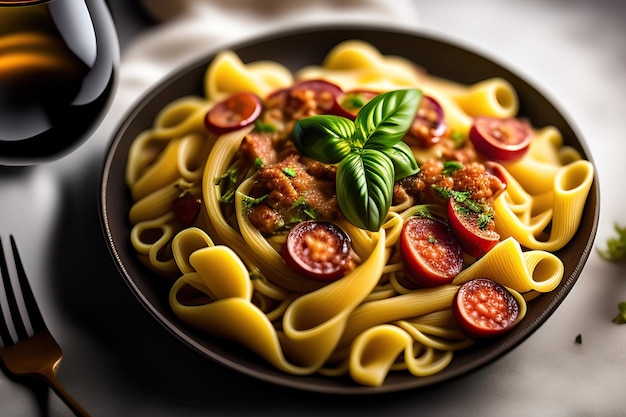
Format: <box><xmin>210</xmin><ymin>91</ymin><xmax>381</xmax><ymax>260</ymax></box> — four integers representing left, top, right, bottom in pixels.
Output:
<box><xmin>40</xmin><ymin>366</ymin><xmax>92</xmax><ymax>417</ymax></box>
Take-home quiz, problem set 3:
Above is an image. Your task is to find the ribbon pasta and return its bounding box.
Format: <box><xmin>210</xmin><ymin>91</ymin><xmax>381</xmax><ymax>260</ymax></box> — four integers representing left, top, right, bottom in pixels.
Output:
<box><xmin>492</xmin><ymin>127</ymin><xmax>594</xmax><ymax>251</ymax></box>
<box><xmin>125</xmin><ymin>40</ymin><xmax>593</xmax><ymax>386</ymax></box>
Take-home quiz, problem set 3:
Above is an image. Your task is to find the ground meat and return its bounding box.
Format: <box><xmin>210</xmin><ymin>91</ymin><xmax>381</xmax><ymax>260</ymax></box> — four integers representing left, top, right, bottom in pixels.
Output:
<box><xmin>305</xmin><ymin>181</ymin><xmax>338</xmax><ymax>219</ymax></box>
<box><xmin>277</xmin><ymin>86</ymin><xmax>336</xmax><ymax>119</ymax></box>
<box><xmin>247</xmin><ymin>153</ymin><xmax>340</xmax><ymax>234</ymax></box>
<box><xmin>264</xmin><ymin>83</ymin><xmax>337</xmax><ymax>130</ymax></box>
<box><xmin>393</xmin><ymin>159</ymin><xmax>505</xmax><ymax>206</ymax></box>
<box><xmin>247</xmin><ymin>204</ymin><xmax>285</xmax><ymax>234</ymax></box>
<box><xmin>421</xmin><ymin>159</ymin><xmax>454</xmax><ymax>189</ymax></box>
<box><xmin>440</xmin><ymin>137</ymin><xmax>479</xmax><ymax>164</ymax></box>
<box><xmin>292</xmin><ymin>88</ymin><xmax>332</xmax><ymax>117</ymax></box>
<box><xmin>451</xmin><ymin>162</ymin><xmax>505</xmax><ymax>201</ymax></box>
<box><xmin>301</xmin><ymin>157</ymin><xmax>337</xmax><ymax>180</ymax></box>
<box><xmin>239</xmin><ymin>132</ymin><xmax>277</xmax><ymax>166</ymax></box>
<box><xmin>255</xmin><ymin>154</ymin><xmax>304</xmax><ymax>208</ymax></box>
<box><xmin>238</xmin><ymin>81</ymin><xmax>349</xmax><ymax>235</ymax></box>
<box><xmin>393</xmin><ymin>183</ymin><xmax>411</xmax><ymax>204</ymax></box>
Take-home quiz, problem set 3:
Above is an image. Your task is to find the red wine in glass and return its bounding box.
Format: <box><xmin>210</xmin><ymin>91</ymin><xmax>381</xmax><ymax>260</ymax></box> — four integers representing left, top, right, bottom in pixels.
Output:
<box><xmin>0</xmin><ymin>0</ymin><xmax>118</xmax><ymax>165</ymax></box>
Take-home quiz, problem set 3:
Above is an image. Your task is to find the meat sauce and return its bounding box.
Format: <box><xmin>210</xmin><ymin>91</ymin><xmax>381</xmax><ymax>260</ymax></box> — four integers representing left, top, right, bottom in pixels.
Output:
<box><xmin>221</xmin><ymin>85</ymin><xmax>505</xmax><ymax>236</ymax></box>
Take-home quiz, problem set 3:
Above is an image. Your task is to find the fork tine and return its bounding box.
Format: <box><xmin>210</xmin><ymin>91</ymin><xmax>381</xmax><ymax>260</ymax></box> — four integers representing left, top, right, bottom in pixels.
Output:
<box><xmin>0</xmin><ymin>236</ymin><xmax>91</xmax><ymax>417</ymax></box>
<box><xmin>9</xmin><ymin>235</ymin><xmax>46</xmax><ymax>335</ymax></box>
<box><xmin>0</xmin><ymin>236</ymin><xmax>32</xmax><ymax>345</ymax></box>
<box><xmin>0</xmin><ymin>237</ymin><xmax>14</xmax><ymax>346</ymax></box>
<box><xmin>1</xmin><ymin>236</ymin><xmax>28</xmax><ymax>341</ymax></box>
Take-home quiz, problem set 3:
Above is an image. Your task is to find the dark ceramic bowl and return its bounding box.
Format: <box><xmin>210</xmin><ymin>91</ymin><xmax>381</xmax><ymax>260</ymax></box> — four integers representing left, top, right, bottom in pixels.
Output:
<box><xmin>100</xmin><ymin>25</ymin><xmax>599</xmax><ymax>394</ymax></box>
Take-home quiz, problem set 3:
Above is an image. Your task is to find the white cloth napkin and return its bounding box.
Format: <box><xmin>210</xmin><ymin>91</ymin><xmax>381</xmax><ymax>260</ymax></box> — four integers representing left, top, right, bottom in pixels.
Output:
<box><xmin>117</xmin><ymin>0</ymin><xmax>420</xmax><ymax>111</ymax></box>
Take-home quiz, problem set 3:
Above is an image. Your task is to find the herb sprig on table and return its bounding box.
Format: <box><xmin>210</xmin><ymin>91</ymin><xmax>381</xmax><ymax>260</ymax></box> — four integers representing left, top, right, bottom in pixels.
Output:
<box><xmin>598</xmin><ymin>223</ymin><xmax>626</xmax><ymax>262</ymax></box>
<box><xmin>598</xmin><ymin>223</ymin><xmax>626</xmax><ymax>324</ymax></box>
<box><xmin>293</xmin><ymin>89</ymin><xmax>422</xmax><ymax>231</ymax></box>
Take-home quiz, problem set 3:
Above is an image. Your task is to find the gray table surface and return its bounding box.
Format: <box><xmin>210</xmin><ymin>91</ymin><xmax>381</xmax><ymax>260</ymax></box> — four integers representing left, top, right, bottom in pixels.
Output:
<box><xmin>1</xmin><ymin>0</ymin><xmax>625</xmax><ymax>416</ymax></box>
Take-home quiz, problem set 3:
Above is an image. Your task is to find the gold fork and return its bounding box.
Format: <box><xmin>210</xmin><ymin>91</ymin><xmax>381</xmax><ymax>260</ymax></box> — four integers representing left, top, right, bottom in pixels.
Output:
<box><xmin>0</xmin><ymin>235</ymin><xmax>91</xmax><ymax>417</ymax></box>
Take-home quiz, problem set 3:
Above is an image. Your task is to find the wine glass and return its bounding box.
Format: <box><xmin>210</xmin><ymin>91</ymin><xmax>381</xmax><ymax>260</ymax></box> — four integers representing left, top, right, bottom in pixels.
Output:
<box><xmin>0</xmin><ymin>0</ymin><xmax>118</xmax><ymax>166</ymax></box>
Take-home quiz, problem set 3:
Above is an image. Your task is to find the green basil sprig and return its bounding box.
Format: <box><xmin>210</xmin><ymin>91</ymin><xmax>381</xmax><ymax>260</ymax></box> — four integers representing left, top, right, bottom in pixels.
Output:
<box><xmin>293</xmin><ymin>89</ymin><xmax>422</xmax><ymax>231</ymax></box>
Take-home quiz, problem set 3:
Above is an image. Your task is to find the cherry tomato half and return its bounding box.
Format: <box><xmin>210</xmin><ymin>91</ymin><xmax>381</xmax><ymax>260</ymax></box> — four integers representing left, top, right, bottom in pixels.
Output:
<box><xmin>408</xmin><ymin>95</ymin><xmax>446</xmax><ymax>148</ymax></box>
<box><xmin>399</xmin><ymin>216</ymin><xmax>463</xmax><ymax>287</ymax></box>
<box><xmin>452</xmin><ymin>278</ymin><xmax>520</xmax><ymax>338</ymax></box>
<box><xmin>469</xmin><ymin>116</ymin><xmax>532</xmax><ymax>162</ymax></box>
<box><xmin>281</xmin><ymin>221</ymin><xmax>353</xmax><ymax>281</ymax></box>
<box><xmin>446</xmin><ymin>197</ymin><xmax>500</xmax><ymax>259</ymax></box>
<box><xmin>204</xmin><ymin>92</ymin><xmax>262</xmax><ymax>135</ymax></box>
<box><xmin>173</xmin><ymin>192</ymin><xmax>202</xmax><ymax>226</ymax></box>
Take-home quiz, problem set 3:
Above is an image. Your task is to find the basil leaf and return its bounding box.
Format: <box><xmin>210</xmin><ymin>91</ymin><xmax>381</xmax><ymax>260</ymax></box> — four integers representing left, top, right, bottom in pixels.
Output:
<box><xmin>355</xmin><ymin>89</ymin><xmax>422</xmax><ymax>148</ymax></box>
<box><xmin>293</xmin><ymin>115</ymin><xmax>354</xmax><ymax>163</ymax></box>
<box><xmin>291</xmin><ymin>88</ymin><xmax>423</xmax><ymax>231</ymax></box>
<box><xmin>336</xmin><ymin>149</ymin><xmax>394</xmax><ymax>231</ymax></box>
<box><xmin>384</xmin><ymin>141</ymin><xmax>420</xmax><ymax>180</ymax></box>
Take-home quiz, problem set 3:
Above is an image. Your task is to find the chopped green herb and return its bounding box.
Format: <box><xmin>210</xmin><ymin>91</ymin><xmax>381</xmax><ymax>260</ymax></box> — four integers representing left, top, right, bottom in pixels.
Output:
<box><xmin>428</xmin><ymin>235</ymin><xmax>437</xmax><ymax>244</ymax></box>
<box><xmin>216</xmin><ymin>166</ymin><xmax>239</xmax><ymax>185</ymax></box>
<box><xmin>242</xmin><ymin>194</ymin><xmax>268</xmax><ymax>209</ymax></box>
<box><xmin>215</xmin><ymin>165</ymin><xmax>240</xmax><ymax>204</ymax></box>
<box><xmin>288</xmin><ymin>214</ymin><xmax>305</xmax><ymax>224</ymax></box>
<box><xmin>303</xmin><ymin>206</ymin><xmax>318</xmax><ymax>220</ymax></box>
<box><xmin>254</xmin><ymin>157</ymin><xmax>264</xmax><ymax>169</ymax></box>
<box><xmin>282</xmin><ymin>167</ymin><xmax>297</xmax><ymax>178</ymax></box>
<box><xmin>452</xmin><ymin>190</ymin><xmax>472</xmax><ymax>202</ymax></box>
<box><xmin>433</xmin><ymin>186</ymin><xmax>470</xmax><ymax>203</ymax></box>
<box><xmin>415</xmin><ymin>209</ymin><xmax>434</xmax><ymax>219</ymax></box>
<box><xmin>454</xmin><ymin>204</ymin><xmax>471</xmax><ymax>216</ymax></box>
<box><xmin>477</xmin><ymin>212</ymin><xmax>494</xmax><ymax>230</ymax></box>
<box><xmin>433</xmin><ymin>185</ymin><xmax>485</xmax><ymax>214</ymax></box>
<box><xmin>249</xmin><ymin>269</ymin><xmax>263</xmax><ymax>280</ymax></box>
<box><xmin>219</xmin><ymin>188</ymin><xmax>235</xmax><ymax>204</ymax></box>
<box><xmin>255</xmin><ymin>120</ymin><xmax>277</xmax><ymax>133</ymax></box>
<box><xmin>463</xmin><ymin>197</ymin><xmax>484</xmax><ymax>214</ymax></box>
<box><xmin>613</xmin><ymin>302</ymin><xmax>626</xmax><ymax>324</ymax></box>
<box><xmin>451</xmin><ymin>131</ymin><xmax>466</xmax><ymax>148</ymax></box>
<box><xmin>434</xmin><ymin>185</ymin><xmax>493</xmax><ymax>230</ymax></box>
<box><xmin>432</xmin><ymin>185</ymin><xmax>450</xmax><ymax>199</ymax></box>
<box><xmin>442</xmin><ymin>161</ymin><xmax>463</xmax><ymax>176</ymax></box>
<box><xmin>342</xmin><ymin>94</ymin><xmax>366</xmax><ymax>109</ymax></box>
<box><xmin>174</xmin><ymin>184</ymin><xmax>192</xmax><ymax>198</ymax></box>
<box><xmin>290</xmin><ymin>194</ymin><xmax>307</xmax><ymax>209</ymax></box>
<box><xmin>289</xmin><ymin>194</ymin><xmax>318</xmax><ymax>221</ymax></box>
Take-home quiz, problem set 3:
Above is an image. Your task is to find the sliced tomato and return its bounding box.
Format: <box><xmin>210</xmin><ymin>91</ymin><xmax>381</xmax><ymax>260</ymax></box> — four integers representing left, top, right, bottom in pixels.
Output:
<box><xmin>335</xmin><ymin>89</ymin><xmax>379</xmax><ymax>119</ymax></box>
<box><xmin>204</xmin><ymin>92</ymin><xmax>262</xmax><ymax>135</ymax></box>
<box><xmin>469</xmin><ymin>116</ymin><xmax>532</xmax><ymax>161</ymax></box>
<box><xmin>281</xmin><ymin>221</ymin><xmax>353</xmax><ymax>281</ymax></box>
<box><xmin>447</xmin><ymin>197</ymin><xmax>500</xmax><ymax>258</ymax></box>
<box><xmin>408</xmin><ymin>95</ymin><xmax>446</xmax><ymax>148</ymax></box>
<box><xmin>399</xmin><ymin>216</ymin><xmax>463</xmax><ymax>287</ymax></box>
<box><xmin>452</xmin><ymin>278</ymin><xmax>520</xmax><ymax>338</ymax></box>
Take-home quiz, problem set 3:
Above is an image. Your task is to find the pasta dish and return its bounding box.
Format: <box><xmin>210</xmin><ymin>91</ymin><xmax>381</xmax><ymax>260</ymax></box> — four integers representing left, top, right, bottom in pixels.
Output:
<box><xmin>124</xmin><ymin>40</ymin><xmax>594</xmax><ymax>386</ymax></box>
